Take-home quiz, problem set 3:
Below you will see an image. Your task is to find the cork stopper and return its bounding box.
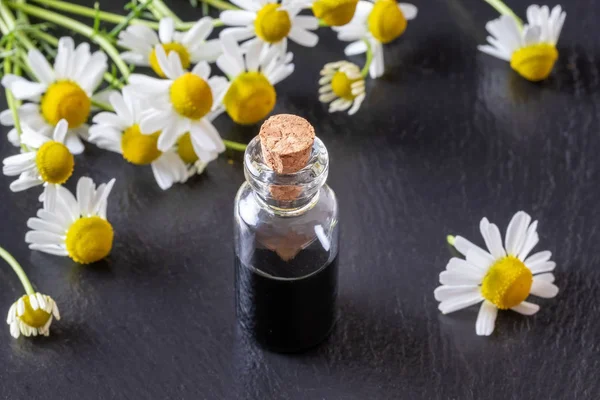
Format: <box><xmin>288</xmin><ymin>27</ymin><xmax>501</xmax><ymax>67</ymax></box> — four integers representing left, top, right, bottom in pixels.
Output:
<box><xmin>259</xmin><ymin>114</ymin><xmax>315</xmax><ymax>174</ymax></box>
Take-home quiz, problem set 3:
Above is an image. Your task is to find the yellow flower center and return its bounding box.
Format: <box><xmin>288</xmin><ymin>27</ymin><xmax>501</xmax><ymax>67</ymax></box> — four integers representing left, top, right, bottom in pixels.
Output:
<box><xmin>510</xmin><ymin>43</ymin><xmax>558</xmax><ymax>82</ymax></box>
<box><xmin>18</xmin><ymin>295</ymin><xmax>51</xmax><ymax>328</ymax></box>
<box><xmin>331</xmin><ymin>71</ymin><xmax>358</xmax><ymax>100</ymax></box>
<box><xmin>65</xmin><ymin>216</ymin><xmax>114</xmax><ymax>264</ymax></box>
<box><xmin>367</xmin><ymin>0</ymin><xmax>407</xmax><ymax>44</ymax></box>
<box><xmin>41</xmin><ymin>80</ymin><xmax>91</xmax><ymax>128</ymax></box>
<box><xmin>223</xmin><ymin>72</ymin><xmax>276</xmax><ymax>125</ymax></box>
<box><xmin>255</xmin><ymin>4</ymin><xmax>292</xmax><ymax>43</ymax></box>
<box><xmin>312</xmin><ymin>0</ymin><xmax>359</xmax><ymax>27</ymax></box>
<box><xmin>480</xmin><ymin>256</ymin><xmax>533</xmax><ymax>310</ymax></box>
<box><xmin>177</xmin><ymin>132</ymin><xmax>199</xmax><ymax>164</ymax></box>
<box><xmin>170</xmin><ymin>72</ymin><xmax>213</xmax><ymax>120</ymax></box>
<box><xmin>149</xmin><ymin>43</ymin><xmax>191</xmax><ymax>78</ymax></box>
<box><xmin>121</xmin><ymin>124</ymin><xmax>162</xmax><ymax>165</ymax></box>
<box><xmin>35</xmin><ymin>141</ymin><xmax>74</xmax><ymax>184</ymax></box>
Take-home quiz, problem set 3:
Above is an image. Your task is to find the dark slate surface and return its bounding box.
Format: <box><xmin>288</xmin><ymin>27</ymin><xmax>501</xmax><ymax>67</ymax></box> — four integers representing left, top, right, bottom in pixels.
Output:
<box><xmin>1</xmin><ymin>0</ymin><xmax>599</xmax><ymax>398</ymax></box>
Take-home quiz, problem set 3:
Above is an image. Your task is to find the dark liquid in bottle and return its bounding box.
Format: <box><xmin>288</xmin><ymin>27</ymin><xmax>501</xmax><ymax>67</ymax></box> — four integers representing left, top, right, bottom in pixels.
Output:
<box><xmin>235</xmin><ymin>249</ymin><xmax>338</xmax><ymax>352</ymax></box>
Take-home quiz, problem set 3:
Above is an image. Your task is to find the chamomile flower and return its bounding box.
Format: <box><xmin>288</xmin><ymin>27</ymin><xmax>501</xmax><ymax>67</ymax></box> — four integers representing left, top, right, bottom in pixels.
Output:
<box><xmin>478</xmin><ymin>5</ymin><xmax>566</xmax><ymax>81</ymax></box>
<box><xmin>319</xmin><ymin>61</ymin><xmax>366</xmax><ymax>115</ymax></box>
<box><xmin>217</xmin><ymin>37</ymin><xmax>294</xmax><ymax>125</ymax></box>
<box><xmin>6</xmin><ymin>293</ymin><xmax>60</xmax><ymax>338</ymax></box>
<box><xmin>127</xmin><ymin>47</ymin><xmax>228</xmax><ymax>156</ymax></box>
<box><xmin>220</xmin><ymin>0</ymin><xmax>319</xmax><ymax>54</ymax></box>
<box><xmin>118</xmin><ymin>17</ymin><xmax>221</xmax><ymax>78</ymax></box>
<box><xmin>312</xmin><ymin>0</ymin><xmax>359</xmax><ymax>26</ymax></box>
<box><xmin>334</xmin><ymin>0</ymin><xmax>417</xmax><ymax>78</ymax></box>
<box><xmin>25</xmin><ymin>176</ymin><xmax>115</xmax><ymax>264</ymax></box>
<box><xmin>435</xmin><ymin>211</ymin><xmax>559</xmax><ymax>336</ymax></box>
<box><xmin>2</xmin><ymin>120</ymin><xmax>74</xmax><ymax>209</ymax></box>
<box><xmin>89</xmin><ymin>88</ymin><xmax>215</xmax><ymax>190</ymax></box>
<box><xmin>0</xmin><ymin>37</ymin><xmax>108</xmax><ymax>154</ymax></box>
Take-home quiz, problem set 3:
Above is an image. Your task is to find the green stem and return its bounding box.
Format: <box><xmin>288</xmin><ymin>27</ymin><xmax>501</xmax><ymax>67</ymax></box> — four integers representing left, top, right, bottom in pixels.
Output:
<box><xmin>202</xmin><ymin>0</ymin><xmax>239</xmax><ymax>11</ymax></box>
<box><xmin>91</xmin><ymin>99</ymin><xmax>114</xmax><ymax>111</ymax></box>
<box><xmin>447</xmin><ymin>235</ymin><xmax>456</xmax><ymax>246</ymax></box>
<box><xmin>2</xmin><ymin>39</ymin><xmax>25</xmax><ymax>150</ymax></box>
<box><xmin>28</xmin><ymin>0</ymin><xmax>165</xmax><ymax>29</ymax></box>
<box><xmin>484</xmin><ymin>0</ymin><xmax>523</xmax><ymax>30</ymax></box>
<box><xmin>150</xmin><ymin>0</ymin><xmax>182</xmax><ymax>23</ymax></box>
<box><xmin>9</xmin><ymin>2</ymin><xmax>131</xmax><ymax>80</ymax></box>
<box><xmin>223</xmin><ymin>140</ymin><xmax>247</xmax><ymax>152</ymax></box>
<box><xmin>0</xmin><ymin>0</ymin><xmax>37</xmax><ymax>51</ymax></box>
<box><xmin>0</xmin><ymin>246</ymin><xmax>35</xmax><ymax>295</ymax></box>
<box><xmin>361</xmin><ymin>39</ymin><xmax>373</xmax><ymax>78</ymax></box>
<box><xmin>108</xmin><ymin>0</ymin><xmax>155</xmax><ymax>39</ymax></box>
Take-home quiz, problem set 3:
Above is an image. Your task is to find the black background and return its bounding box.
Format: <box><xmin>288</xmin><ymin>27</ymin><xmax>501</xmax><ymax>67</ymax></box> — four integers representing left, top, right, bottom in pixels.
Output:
<box><xmin>1</xmin><ymin>0</ymin><xmax>599</xmax><ymax>398</ymax></box>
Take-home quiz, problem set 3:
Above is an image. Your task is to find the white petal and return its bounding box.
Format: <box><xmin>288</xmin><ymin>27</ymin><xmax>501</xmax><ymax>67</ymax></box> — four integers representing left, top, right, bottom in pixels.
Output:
<box><xmin>479</xmin><ymin>218</ymin><xmax>506</xmax><ymax>259</ymax></box>
<box><xmin>192</xmin><ymin>62</ymin><xmax>211</xmax><ymax>80</ymax></box>
<box><xmin>439</xmin><ymin>270</ymin><xmax>481</xmax><ymax>286</ymax></box>
<box><xmin>511</xmin><ymin>301</ymin><xmax>540</xmax><ymax>316</ymax></box>
<box><xmin>53</xmin><ymin>36</ymin><xmax>74</xmax><ymax>79</ymax></box>
<box><xmin>344</xmin><ymin>41</ymin><xmax>368</xmax><ymax>56</ymax></box>
<box><xmin>369</xmin><ymin>42</ymin><xmax>384</xmax><ymax>79</ymax></box>
<box><xmin>189</xmin><ymin>39</ymin><xmax>222</xmax><ymax>63</ymax></box>
<box><xmin>518</xmin><ymin>221</ymin><xmax>539</xmax><ymax>261</ymax></box>
<box><xmin>530</xmin><ymin>279</ymin><xmax>559</xmax><ymax>298</ymax></box>
<box><xmin>9</xmin><ymin>175</ymin><xmax>43</xmax><ymax>191</ymax></box>
<box><xmin>433</xmin><ymin>285</ymin><xmax>479</xmax><ymax>302</ymax></box>
<box><xmin>399</xmin><ymin>3</ymin><xmax>418</xmax><ymax>20</ymax></box>
<box><xmin>65</xmin><ymin>133</ymin><xmax>85</xmax><ymax>155</ymax></box>
<box><xmin>466</xmin><ymin>248</ymin><xmax>494</xmax><ymax>271</ymax></box>
<box><xmin>293</xmin><ymin>15</ymin><xmax>318</xmax><ymax>30</ymax></box>
<box><xmin>52</xmin><ymin>119</ymin><xmax>69</xmax><ymax>143</ymax></box>
<box><xmin>77</xmin><ymin>176</ymin><xmax>94</xmax><ymax>216</ymax></box>
<box><xmin>475</xmin><ymin>300</ymin><xmax>497</xmax><ymax>336</ymax></box>
<box><xmin>28</xmin><ymin>244</ymin><xmax>68</xmax><ymax>256</ymax></box>
<box><xmin>182</xmin><ymin>17</ymin><xmax>214</xmax><ymax>45</ymax></box>
<box><xmin>528</xmin><ymin>260</ymin><xmax>555</xmax><ymax>274</ymax></box>
<box><xmin>7</xmin><ymin>80</ymin><xmax>47</xmax><ymax>100</ymax></box>
<box><xmin>438</xmin><ymin>292</ymin><xmax>483</xmax><ymax>314</ymax></box>
<box><xmin>288</xmin><ymin>26</ymin><xmax>319</xmax><ymax>47</ymax></box>
<box><xmin>27</xmin><ymin>218</ymin><xmax>65</xmax><ymax>235</ymax></box>
<box><xmin>478</xmin><ymin>44</ymin><xmax>511</xmax><ymax>62</ymax></box>
<box><xmin>159</xmin><ymin>17</ymin><xmax>175</xmax><ymax>43</ymax></box>
<box><xmin>524</xmin><ymin>250</ymin><xmax>552</xmax><ymax>268</ymax></box>
<box><xmin>533</xmin><ymin>272</ymin><xmax>555</xmax><ymax>283</ymax></box>
<box><xmin>504</xmin><ymin>211</ymin><xmax>531</xmax><ymax>256</ymax></box>
<box><xmin>445</xmin><ymin>258</ymin><xmax>486</xmax><ymax>280</ymax></box>
<box><xmin>220</xmin><ymin>10</ymin><xmax>256</xmax><ymax>26</ymax></box>
<box><xmin>25</xmin><ymin>230</ymin><xmax>64</xmax><ymax>246</ymax></box>
<box><xmin>157</xmin><ymin>123</ymin><xmax>181</xmax><ymax>152</ymax></box>
<box><xmin>28</xmin><ymin>49</ymin><xmax>55</xmax><ymax>85</ymax></box>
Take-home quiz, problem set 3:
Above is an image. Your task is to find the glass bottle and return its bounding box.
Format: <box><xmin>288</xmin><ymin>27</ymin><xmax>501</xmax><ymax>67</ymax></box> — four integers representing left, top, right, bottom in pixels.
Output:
<box><xmin>233</xmin><ymin>133</ymin><xmax>339</xmax><ymax>353</ymax></box>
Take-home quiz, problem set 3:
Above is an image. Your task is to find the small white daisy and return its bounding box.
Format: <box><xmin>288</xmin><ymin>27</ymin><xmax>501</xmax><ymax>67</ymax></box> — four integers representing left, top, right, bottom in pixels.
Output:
<box><xmin>127</xmin><ymin>47</ymin><xmax>228</xmax><ymax>157</ymax></box>
<box><xmin>25</xmin><ymin>176</ymin><xmax>115</xmax><ymax>264</ymax></box>
<box><xmin>2</xmin><ymin>119</ymin><xmax>74</xmax><ymax>209</ymax></box>
<box><xmin>435</xmin><ymin>211</ymin><xmax>559</xmax><ymax>336</ymax></box>
<box><xmin>0</xmin><ymin>37</ymin><xmax>108</xmax><ymax>154</ymax></box>
<box><xmin>478</xmin><ymin>5</ymin><xmax>566</xmax><ymax>81</ymax></box>
<box><xmin>318</xmin><ymin>61</ymin><xmax>366</xmax><ymax>115</ymax></box>
<box><xmin>88</xmin><ymin>88</ymin><xmax>215</xmax><ymax>190</ymax></box>
<box><xmin>118</xmin><ymin>17</ymin><xmax>222</xmax><ymax>78</ymax></box>
<box><xmin>217</xmin><ymin>36</ymin><xmax>294</xmax><ymax>125</ymax></box>
<box><xmin>220</xmin><ymin>0</ymin><xmax>319</xmax><ymax>54</ymax></box>
<box><xmin>6</xmin><ymin>292</ymin><xmax>60</xmax><ymax>338</ymax></box>
<box><xmin>334</xmin><ymin>0</ymin><xmax>417</xmax><ymax>78</ymax></box>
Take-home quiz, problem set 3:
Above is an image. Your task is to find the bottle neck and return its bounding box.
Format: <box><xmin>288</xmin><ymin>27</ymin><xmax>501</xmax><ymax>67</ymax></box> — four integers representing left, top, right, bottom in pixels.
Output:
<box><xmin>244</xmin><ymin>136</ymin><xmax>329</xmax><ymax>214</ymax></box>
